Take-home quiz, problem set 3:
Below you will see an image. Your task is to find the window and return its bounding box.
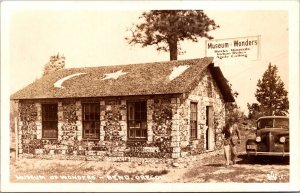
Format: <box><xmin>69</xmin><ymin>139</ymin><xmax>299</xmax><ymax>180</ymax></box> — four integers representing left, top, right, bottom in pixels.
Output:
<box><xmin>42</xmin><ymin>104</ymin><xmax>58</xmax><ymax>138</ymax></box>
<box><xmin>274</xmin><ymin>118</ymin><xmax>289</xmax><ymax>130</ymax></box>
<box><xmin>190</xmin><ymin>102</ymin><xmax>197</xmax><ymax>139</ymax></box>
<box><xmin>82</xmin><ymin>103</ymin><xmax>100</xmax><ymax>139</ymax></box>
<box><xmin>257</xmin><ymin>118</ymin><xmax>289</xmax><ymax>130</ymax></box>
<box><xmin>207</xmin><ymin>81</ymin><xmax>212</xmax><ymax>97</ymax></box>
<box><xmin>127</xmin><ymin>101</ymin><xmax>147</xmax><ymax>139</ymax></box>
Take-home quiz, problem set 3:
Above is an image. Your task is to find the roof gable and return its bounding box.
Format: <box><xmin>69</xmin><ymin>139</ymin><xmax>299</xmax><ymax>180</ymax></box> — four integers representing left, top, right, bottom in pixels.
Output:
<box><xmin>11</xmin><ymin>57</ymin><xmax>234</xmax><ymax>102</ymax></box>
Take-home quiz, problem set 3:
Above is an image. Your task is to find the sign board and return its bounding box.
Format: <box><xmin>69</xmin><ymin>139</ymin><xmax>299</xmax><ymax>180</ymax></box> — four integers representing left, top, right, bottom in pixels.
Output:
<box><xmin>205</xmin><ymin>35</ymin><xmax>261</xmax><ymax>60</ymax></box>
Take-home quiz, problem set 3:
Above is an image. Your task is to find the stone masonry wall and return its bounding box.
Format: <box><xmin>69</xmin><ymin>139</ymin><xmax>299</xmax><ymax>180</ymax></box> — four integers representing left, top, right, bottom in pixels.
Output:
<box><xmin>19</xmin><ymin>100</ymin><xmax>85</xmax><ymax>157</ymax></box>
<box><xmin>99</xmin><ymin>99</ymin><xmax>127</xmax><ymax>158</ymax></box>
<box><xmin>179</xmin><ymin>69</ymin><xmax>225</xmax><ymax>156</ymax></box>
<box><xmin>18</xmin><ymin>102</ymin><xmax>39</xmax><ymax>154</ymax></box>
<box><xmin>16</xmin><ymin>95</ymin><xmax>178</xmax><ymax>161</ymax></box>
<box><xmin>58</xmin><ymin>101</ymin><xmax>82</xmax><ymax>145</ymax></box>
<box><xmin>124</xmin><ymin>97</ymin><xmax>173</xmax><ymax>159</ymax></box>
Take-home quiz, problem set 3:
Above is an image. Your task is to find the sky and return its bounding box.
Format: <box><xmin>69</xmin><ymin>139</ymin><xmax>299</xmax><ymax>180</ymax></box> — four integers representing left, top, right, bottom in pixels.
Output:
<box><xmin>3</xmin><ymin>1</ymin><xmax>293</xmax><ymax>114</ymax></box>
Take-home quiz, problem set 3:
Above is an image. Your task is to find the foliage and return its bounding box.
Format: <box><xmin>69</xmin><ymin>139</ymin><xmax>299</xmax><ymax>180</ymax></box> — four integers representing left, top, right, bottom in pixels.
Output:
<box><xmin>248</xmin><ymin>63</ymin><xmax>288</xmax><ymax>119</ymax></box>
<box><xmin>125</xmin><ymin>10</ymin><xmax>219</xmax><ymax>60</ymax></box>
<box><xmin>247</xmin><ymin>102</ymin><xmax>262</xmax><ymax>119</ymax></box>
<box><xmin>225</xmin><ymin>81</ymin><xmax>247</xmax><ymax>126</ymax></box>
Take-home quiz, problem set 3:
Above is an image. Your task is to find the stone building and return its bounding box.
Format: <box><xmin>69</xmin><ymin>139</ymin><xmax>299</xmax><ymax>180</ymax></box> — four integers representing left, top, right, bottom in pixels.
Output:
<box><xmin>11</xmin><ymin>57</ymin><xmax>234</xmax><ymax>161</ymax></box>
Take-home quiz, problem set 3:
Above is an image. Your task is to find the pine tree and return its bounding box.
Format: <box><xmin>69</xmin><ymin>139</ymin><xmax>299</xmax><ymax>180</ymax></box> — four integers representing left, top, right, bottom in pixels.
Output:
<box><xmin>254</xmin><ymin>63</ymin><xmax>289</xmax><ymax>116</ymax></box>
<box><xmin>125</xmin><ymin>10</ymin><xmax>219</xmax><ymax>60</ymax></box>
<box><xmin>225</xmin><ymin>81</ymin><xmax>246</xmax><ymax>124</ymax></box>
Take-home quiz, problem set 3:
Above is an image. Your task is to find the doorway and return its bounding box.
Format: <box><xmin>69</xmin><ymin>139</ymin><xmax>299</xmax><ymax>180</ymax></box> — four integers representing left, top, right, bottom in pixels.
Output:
<box><xmin>206</xmin><ymin>106</ymin><xmax>214</xmax><ymax>150</ymax></box>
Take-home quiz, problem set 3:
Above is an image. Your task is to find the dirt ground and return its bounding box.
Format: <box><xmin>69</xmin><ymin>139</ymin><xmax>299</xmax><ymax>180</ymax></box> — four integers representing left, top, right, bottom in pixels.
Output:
<box><xmin>9</xmin><ymin>152</ymin><xmax>289</xmax><ymax>183</ymax></box>
<box><xmin>9</xmin><ymin>130</ymin><xmax>289</xmax><ymax>183</ymax></box>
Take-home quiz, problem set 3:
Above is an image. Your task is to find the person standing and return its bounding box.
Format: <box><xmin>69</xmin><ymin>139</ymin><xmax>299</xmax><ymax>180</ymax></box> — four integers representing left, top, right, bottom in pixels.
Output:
<box><xmin>222</xmin><ymin>118</ymin><xmax>241</xmax><ymax>166</ymax></box>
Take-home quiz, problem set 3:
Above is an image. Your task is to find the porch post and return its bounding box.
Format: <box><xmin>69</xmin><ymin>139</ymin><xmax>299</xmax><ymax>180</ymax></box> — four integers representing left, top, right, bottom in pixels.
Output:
<box><xmin>14</xmin><ymin>100</ymin><xmax>19</xmax><ymax>160</ymax></box>
<box><xmin>147</xmin><ymin>99</ymin><xmax>154</xmax><ymax>142</ymax></box>
<box><xmin>14</xmin><ymin>116</ymin><xmax>18</xmax><ymax>160</ymax></box>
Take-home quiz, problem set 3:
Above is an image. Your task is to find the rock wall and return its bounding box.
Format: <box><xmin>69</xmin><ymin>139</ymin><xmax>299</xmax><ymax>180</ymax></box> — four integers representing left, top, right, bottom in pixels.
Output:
<box><xmin>18</xmin><ymin>102</ymin><xmax>38</xmax><ymax>154</ymax></box>
<box><xmin>124</xmin><ymin>97</ymin><xmax>173</xmax><ymax>159</ymax></box>
<box><xmin>58</xmin><ymin>101</ymin><xmax>82</xmax><ymax>145</ymax></box>
<box><xmin>19</xmin><ymin>101</ymin><xmax>85</xmax><ymax>156</ymax></box>
<box><xmin>16</xmin><ymin>96</ymin><xmax>179</xmax><ymax>160</ymax></box>
<box><xmin>179</xmin><ymin>69</ymin><xmax>225</xmax><ymax>156</ymax></box>
<box><xmin>99</xmin><ymin>99</ymin><xmax>127</xmax><ymax>157</ymax></box>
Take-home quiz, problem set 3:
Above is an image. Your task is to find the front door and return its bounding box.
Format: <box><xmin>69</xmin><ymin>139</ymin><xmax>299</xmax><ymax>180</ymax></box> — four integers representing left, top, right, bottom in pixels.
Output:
<box><xmin>206</xmin><ymin>106</ymin><xmax>214</xmax><ymax>150</ymax></box>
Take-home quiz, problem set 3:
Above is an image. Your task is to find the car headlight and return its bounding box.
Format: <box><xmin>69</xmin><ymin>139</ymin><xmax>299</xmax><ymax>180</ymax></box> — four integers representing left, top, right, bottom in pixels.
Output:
<box><xmin>256</xmin><ymin>136</ymin><xmax>261</xmax><ymax>142</ymax></box>
<box><xmin>279</xmin><ymin>136</ymin><xmax>286</xmax><ymax>143</ymax></box>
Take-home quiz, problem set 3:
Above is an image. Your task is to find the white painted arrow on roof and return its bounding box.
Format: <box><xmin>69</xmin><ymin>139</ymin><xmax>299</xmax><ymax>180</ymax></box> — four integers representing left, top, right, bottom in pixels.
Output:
<box><xmin>102</xmin><ymin>70</ymin><xmax>127</xmax><ymax>80</ymax></box>
<box><xmin>169</xmin><ymin>65</ymin><xmax>190</xmax><ymax>81</ymax></box>
<box><xmin>54</xmin><ymin>73</ymin><xmax>86</xmax><ymax>88</ymax></box>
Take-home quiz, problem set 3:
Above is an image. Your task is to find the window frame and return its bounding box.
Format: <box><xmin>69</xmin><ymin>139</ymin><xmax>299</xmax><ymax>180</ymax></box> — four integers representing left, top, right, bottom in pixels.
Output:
<box><xmin>42</xmin><ymin>103</ymin><xmax>58</xmax><ymax>139</ymax></box>
<box><xmin>82</xmin><ymin>102</ymin><xmax>100</xmax><ymax>140</ymax></box>
<box><xmin>207</xmin><ymin>81</ymin><xmax>213</xmax><ymax>98</ymax></box>
<box><xmin>127</xmin><ymin>101</ymin><xmax>147</xmax><ymax>140</ymax></box>
<box><xmin>190</xmin><ymin>102</ymin><xmax>198</xmax><ymax>139</ymax></box>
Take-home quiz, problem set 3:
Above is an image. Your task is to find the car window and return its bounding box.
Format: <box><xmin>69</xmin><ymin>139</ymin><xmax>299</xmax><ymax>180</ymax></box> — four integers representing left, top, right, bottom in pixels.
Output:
<box><xmin>257</xmin><ymin>118</ymin><xmax>289</xmax><ymax>130</ymax></box>
<box><xmin>274</xmin><ymin>118</ymin><xmax>289</xmax><ymax>129</ymax></box>
<box><xmin>257</xmin><ymin>119</ymin><xmax>273</xmax><ymax>129</ymax></box>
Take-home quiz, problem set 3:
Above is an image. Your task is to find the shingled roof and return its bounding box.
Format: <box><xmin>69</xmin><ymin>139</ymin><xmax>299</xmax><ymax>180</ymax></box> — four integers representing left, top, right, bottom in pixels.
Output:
<box><xmin>10</xmin><ymin>57</ymin><xmax>234</xmax><ymax>102</ymax></box>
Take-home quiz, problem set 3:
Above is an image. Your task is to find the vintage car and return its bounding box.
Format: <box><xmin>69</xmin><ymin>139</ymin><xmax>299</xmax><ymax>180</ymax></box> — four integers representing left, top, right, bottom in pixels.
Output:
<box><xmin>246</xmin><ymin>116</ymin><xmax>289</xmax><ymax>157</ymax></box>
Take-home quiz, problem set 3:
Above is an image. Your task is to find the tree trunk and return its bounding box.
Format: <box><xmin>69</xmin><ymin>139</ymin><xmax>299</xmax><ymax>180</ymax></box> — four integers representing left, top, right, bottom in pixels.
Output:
<box><xmin>169</xmin><ymin>39</ymin><xmax>178</xmax><ymax>61</ymax></box>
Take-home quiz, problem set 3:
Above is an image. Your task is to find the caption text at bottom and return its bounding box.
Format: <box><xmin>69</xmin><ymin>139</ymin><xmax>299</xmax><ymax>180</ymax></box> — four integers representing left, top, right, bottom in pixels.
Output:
<box><xmin>15</xmin><ymin>175</ymin><xmax>166</xmax><ymax>181</ymax></box>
